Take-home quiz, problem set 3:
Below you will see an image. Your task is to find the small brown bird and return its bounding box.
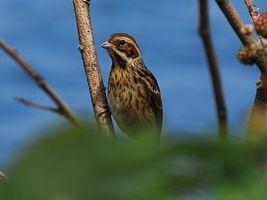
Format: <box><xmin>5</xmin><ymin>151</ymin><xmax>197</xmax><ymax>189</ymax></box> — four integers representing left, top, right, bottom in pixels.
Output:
<box><xmin>101</xmin><ymin>33</ymin><xmax>163</xmax><ymax>138</ymax></box>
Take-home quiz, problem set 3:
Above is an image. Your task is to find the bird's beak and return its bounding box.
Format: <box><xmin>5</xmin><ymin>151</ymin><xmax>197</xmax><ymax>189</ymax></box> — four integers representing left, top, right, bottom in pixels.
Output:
<box><xmin>100</xmin><ymin>41</ymin><xmax>113</xmax><ymax>49</ymax></box>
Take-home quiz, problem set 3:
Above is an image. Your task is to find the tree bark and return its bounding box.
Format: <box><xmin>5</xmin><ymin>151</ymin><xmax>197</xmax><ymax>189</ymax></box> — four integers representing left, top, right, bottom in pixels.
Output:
<box><xmin>73</xmin><ymin>0</ymin><xmax>115</xmax><ymax>138</ymax></box>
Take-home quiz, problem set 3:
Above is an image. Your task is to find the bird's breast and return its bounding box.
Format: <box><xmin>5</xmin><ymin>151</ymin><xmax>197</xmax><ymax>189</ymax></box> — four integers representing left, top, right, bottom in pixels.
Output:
<box><xmin>108</xmin><ymin>67</ymin><xmax>153</xmax><ymax>125</ymax></box>
<box><xmin>108</xmin><ymin>69</ymin><xmax>137</xmax><ymax>113</ymax></box>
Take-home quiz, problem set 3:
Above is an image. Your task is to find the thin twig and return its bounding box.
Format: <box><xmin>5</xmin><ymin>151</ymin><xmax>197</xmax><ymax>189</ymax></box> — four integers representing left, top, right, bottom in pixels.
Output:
<box><xmin>199</xmin><ymin>0</ymin><xmax>228</xmax><ymax>138</ymax></box>
<box><xmin>15</xmin><ymin>97</ymin><xmax>59</xmax><ymax>113</ymax></box>
<box><xmin>0</xmin><ymin>39</ymin><xmax>79</xmax><ymax>125</ymax></box>
<box><xmin>72</xmin><ymin>0</ymin><xmax>115</xmax><ymax>138</ymax></box>
<box><xmin>244</xmin><ymin>0</ymin><xmax>267</xmax><ymax>47</ymax></box>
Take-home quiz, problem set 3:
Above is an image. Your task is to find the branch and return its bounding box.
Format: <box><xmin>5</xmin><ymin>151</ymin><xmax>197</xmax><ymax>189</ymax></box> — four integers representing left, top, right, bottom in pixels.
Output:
<box><xmin>244</xmin><ymin>0</ymin><xmax>267</xmax><ymax>47</ymax></box>
<box><xmin>0</xmin><ymin>39</ymin><xmax>79</xmax><ymax>125</ymax></box>
<box><xmin>199</xmin><ymin>0</ymin><xmax>228</xmax><ymax>138</ymax></box>
<box><xmin>215</xmin><ymin>0</ymin><xmax>267</xmax><ymax>73</ymax></box>
<box><xmin>215</xmin><ymin>0</ymin><xmax>267</xmax><ymax>132</ymax></box>
<box><xmin>15</xmin><ymin>97</ymin><xmax>59</xmax><ymax>113</ymax></box>
<box><xmin>72</xmin><ymin>0</ymin><xmax>115</xmax><ymax>138</ymax></box>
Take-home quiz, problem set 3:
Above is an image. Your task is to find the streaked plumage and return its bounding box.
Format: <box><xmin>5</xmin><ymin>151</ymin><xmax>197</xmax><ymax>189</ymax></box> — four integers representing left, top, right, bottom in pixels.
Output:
<box><xmin>101</xmin><ymin>33</ymin><xmax>162</xmax><ymax>138</ymax></box>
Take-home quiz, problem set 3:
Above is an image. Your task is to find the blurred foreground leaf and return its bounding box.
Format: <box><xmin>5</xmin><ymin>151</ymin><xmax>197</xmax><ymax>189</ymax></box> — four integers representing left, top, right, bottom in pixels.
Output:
<box><xmin>0</xmin><ymin>171</ymin><xmax>7</xmax><ymax>181</ymax></box>
<box><xmin>0</xmin><ymin>125</ymin><xmax>267</xmax><ymax>199</ymax></box>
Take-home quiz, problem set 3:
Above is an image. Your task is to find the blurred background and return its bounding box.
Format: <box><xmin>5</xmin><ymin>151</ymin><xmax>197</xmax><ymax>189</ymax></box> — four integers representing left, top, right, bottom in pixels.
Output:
<box><xmin>0</xmin><ymin>1</ymin><xmax>265</xmax><ymax>166</ymax></box>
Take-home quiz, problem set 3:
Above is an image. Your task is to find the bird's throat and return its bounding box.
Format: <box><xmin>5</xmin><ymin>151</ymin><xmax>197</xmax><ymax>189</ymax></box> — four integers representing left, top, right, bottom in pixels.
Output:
<box><xmin>113</xmin><ymin>53</ymin><xmax>127</xmax><ymax>69</ymax></box>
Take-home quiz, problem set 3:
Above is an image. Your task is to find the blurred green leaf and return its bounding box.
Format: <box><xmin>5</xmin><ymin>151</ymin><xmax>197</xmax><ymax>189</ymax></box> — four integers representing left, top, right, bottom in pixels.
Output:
<box><xmin>0</xmin><ymin>171</ymin><xmax>7</xmax><ymax>181</ymax></box>
<box><xmin>1</xmin><ymin>125</ymin><xmax>267</xmax><ymax>199</ymax></box>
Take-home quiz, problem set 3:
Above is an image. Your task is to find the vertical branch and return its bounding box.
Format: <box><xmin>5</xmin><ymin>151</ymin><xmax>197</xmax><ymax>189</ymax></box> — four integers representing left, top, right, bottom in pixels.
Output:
<box><xmin>199</xmin><ymin>0</ymin><xmax>228</xmax><ymax>138</ymax></box>
<box><xmin>72</xmin><ymin>0</ymin><xmax>115</xmax><ymax>138</ymax></box>
<box><xmin>244</xmin><ymin>0</ymin><xmax>267</xmax><ymax>47</ymax></box>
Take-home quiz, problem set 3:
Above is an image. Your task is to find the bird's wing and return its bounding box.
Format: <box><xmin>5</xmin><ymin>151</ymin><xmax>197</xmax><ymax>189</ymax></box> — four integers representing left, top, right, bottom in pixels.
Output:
<box><xmin>140</xmin><ymin>66</ymin><xmax>163</xmax><ymax>130</ymax></box>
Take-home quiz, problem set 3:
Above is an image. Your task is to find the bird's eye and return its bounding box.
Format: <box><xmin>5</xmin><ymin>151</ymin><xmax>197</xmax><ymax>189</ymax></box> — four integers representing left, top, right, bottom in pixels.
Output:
<box><xmin>119</xmin><ymin>40</ymin><xmax>126</xmax><ymax>46</ymax></box>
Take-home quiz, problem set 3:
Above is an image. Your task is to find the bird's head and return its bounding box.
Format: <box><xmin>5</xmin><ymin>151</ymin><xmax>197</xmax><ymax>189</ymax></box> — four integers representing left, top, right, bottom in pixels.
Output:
<box><xmin>101</xmin><ymin>33</ymin><xmax>142</xmax><ymax>67</ymax></box>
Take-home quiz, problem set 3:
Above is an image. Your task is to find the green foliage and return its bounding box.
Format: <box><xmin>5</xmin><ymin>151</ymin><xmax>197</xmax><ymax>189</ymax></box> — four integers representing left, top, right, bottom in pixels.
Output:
<box><xmin>1</xmin><ymin>125</ymin><xmax>267</xmax><ymax>199</ymax></box>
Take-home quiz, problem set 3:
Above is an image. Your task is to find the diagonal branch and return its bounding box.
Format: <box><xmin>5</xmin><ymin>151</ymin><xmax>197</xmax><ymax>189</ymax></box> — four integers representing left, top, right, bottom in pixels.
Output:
<box><xmin>72</xmin><ymin>0</ymin><xmax>115</xmax><ymax>138</ymax></box>
<box><xmin>199</xmin><ymin>0</ymin><xmax>228</xmax><ymax>138</ymax></box>
<box><xmin>215</xmin><ymin>0</ymin><xmax>267</xmax><ymax>74</ymax></box>
<box><xmin>215</xmin><ymin>0</ymin><xmax>267</xmax><ymax>132</ymax></box>
<box><xmin>0</xmin><ymin>39</ymin><xmax>79</xmax><ymax>125</ymax></box>
<box><xmin>244</xmin><ymin>0</ymin><xmax>267</xmax><ymax>47</ymax></box>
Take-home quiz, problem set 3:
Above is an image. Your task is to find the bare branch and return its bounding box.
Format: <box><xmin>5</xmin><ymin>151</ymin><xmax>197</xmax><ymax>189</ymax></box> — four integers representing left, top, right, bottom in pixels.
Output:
<box><xmin>244</xmin><ymin>0</ymin><xmax>267</xmax><ymax>47</ymax></box>
<box><xmin>215</xmin><ymin>0</ymin><xmax>267</xmax><ymax>132</ymax></box>
<box><xmin>15</xmin><ymin>97</ymin><xmax>59</xmax><ymax>113</ymax></box>
<box><xmin>72</xmin><ymin>0</ymin><xmax>115</xmax><ymax>138</ymax></box>
<box><xmin>0</xmin><ymin>39</ymin><xmax>79</xmax><ymax>125</ymax></box>
<box><xmin>215</xmin><ymin>0</ymin><xmax>267</xmax><ymax>73</ymax></box>
<box><xmin>199</xmin><ymin>0</ymin><xmax>228</xmax><ymax>138</ymax></box>
<box><xmin>215</xmin><ymin>0</ymin><xmax>252</xmax><ymax>45</ymax></box>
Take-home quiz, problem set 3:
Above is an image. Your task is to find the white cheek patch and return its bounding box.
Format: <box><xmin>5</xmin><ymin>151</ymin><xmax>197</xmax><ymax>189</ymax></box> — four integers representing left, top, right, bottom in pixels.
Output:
<box><xmin>112</xmin><ymin>48</ymin><xmax>135</xmax><ymax>64</ymax></box>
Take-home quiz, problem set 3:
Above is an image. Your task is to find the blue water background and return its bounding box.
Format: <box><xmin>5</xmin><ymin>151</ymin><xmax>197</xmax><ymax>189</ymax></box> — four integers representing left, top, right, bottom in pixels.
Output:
<box><xmin>0</xmin><ymin>1</ymin><xmax>266</xmax><ymax>166</ymax></box>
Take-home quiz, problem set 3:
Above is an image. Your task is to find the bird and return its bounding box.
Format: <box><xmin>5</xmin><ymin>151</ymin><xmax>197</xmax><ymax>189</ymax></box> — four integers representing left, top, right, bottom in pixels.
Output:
<box><xmin>101</xmin><ymin>33</ymin><xmax>163</xmax><ymax>138</ymax></box>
